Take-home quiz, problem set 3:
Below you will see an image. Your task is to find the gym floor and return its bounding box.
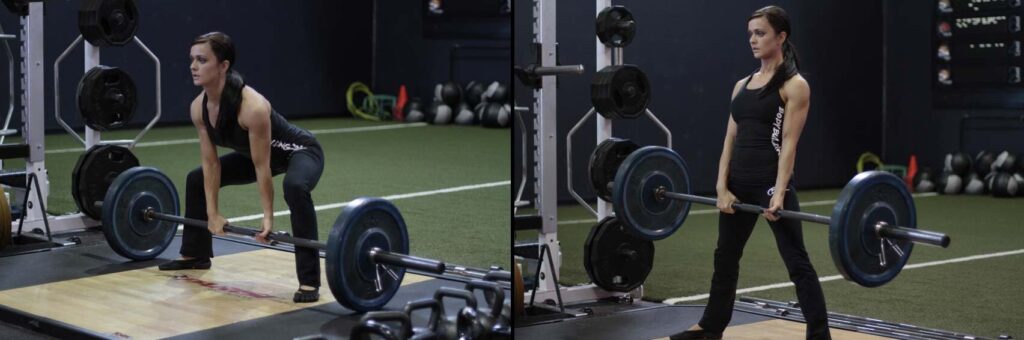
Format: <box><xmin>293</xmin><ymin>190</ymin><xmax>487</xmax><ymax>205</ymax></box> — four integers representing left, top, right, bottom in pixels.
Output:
<box><xmin>516</xmin><ymin>189</ymin><xmax>1024</xmax><ymax>338</ymax></box>
<box><xmin>0</xmin><ymin>118</ymin><xmax>512</xmax><ymax>337</ymax></box>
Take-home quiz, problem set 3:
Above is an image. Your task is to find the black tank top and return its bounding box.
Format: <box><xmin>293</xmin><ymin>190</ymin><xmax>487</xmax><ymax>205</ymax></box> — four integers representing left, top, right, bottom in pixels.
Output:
<box><xmin>727</xmin><ymin>72</ymin><xmax>790</xmax><ymax>185</ymax></box>
<box><xmin>202</xmin><ymin>89</ymin><xmax>319</xmax><ymax>171</ymax></box>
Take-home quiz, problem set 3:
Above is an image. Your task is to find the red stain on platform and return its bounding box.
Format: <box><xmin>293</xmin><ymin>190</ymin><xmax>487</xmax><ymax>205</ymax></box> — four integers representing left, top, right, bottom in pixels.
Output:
<box><xmin>164</xmin><ymin>274</ymin><xmax>276</xmax><ymax>299</ymax></box>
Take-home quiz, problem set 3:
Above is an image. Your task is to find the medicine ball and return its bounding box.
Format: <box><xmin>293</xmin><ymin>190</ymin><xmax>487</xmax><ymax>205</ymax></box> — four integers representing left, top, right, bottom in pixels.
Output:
<box><xmin>425</xmin><ymin>100</ymin><xmax>453</xmax><ymax>125</ymax></box>
<box><xmin>483</xmin><ymin>81</ymin><xmax>509</xmax><ymax>103</ymax></box>
<box><xmin>964</xmin><ymin>173</ymin><xmax>986</xmax><ymax>195</ymax></box>
<box><xmin>1015</xmin><ymin>173</ymin><xmax>1024</xmax><ymax>196</ymax></box>
<box><xmin>943</xmin><ymin>152</ymin><xmax>972</xmax><ymax>178</ymax></box>
<box><xmin>404</xmin><ymin>99</ymin><xmax>425</xmax><ymax>123</ymax></box>
<box><xmin>464</xmin><ymin>81</ymin><xmax>486</xmax><ymax>107</ymax></box>
<box><xmin>474</xmin><ymin>102</ymin><xmax>487</xmax><ymax>123</ymax></box>
<box><xmin>1014</xmin><ymin>155</ymin><xmax>1024</xmax><ymax>173</ymax></box>
<box><xmin>439</xmin><ymin>81</ymin><xmax>462</xmax><ymax>107</ymax></box>
<box><xmin>992</xmin><ymin>151</ymin><xmax>1018</xmax><ymax>173</ymax></box>
<box><xmin>984</xmin><ymin>171</ymin><xmax>997</xmax><ymax>192</ymax></box>
<box><xmin>480</xmin><ymin>102</ymin><xmax>510</xmax><ymax>128</ymax></box>
<box><xmin>974</xmin><ymin>151</ymin><xmax>995</xmax><ymax>177</ymax></box>
<box><xmin>989</xmin><ymin>172</ymin><xmax>1019</xmax><ymax>197</ymax></box>
<box><xmin>935</xmin><ymin>171</ymin><xmax>963</xmax><ymax>194</ymax></box>
<box><xmin>913</xmin><ymin>167</ymin><xmax>936</xmax><ymax>193</ymax></box>
<box><xmin>454</xmin><ymin>103</ymin><xmax>476</xmax><ymax>125</ymax></box>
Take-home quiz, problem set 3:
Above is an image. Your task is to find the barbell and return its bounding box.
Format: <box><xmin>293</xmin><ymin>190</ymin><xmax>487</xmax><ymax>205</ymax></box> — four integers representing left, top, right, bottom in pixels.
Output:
<box><xmin>602</xmin><ymin>146</ymin><xmax>951</xmax><ymax>287</ymax></box>
<box><xmin>97</xmin><ymin>166</ymin><xmax>509</xmax><ymax>312</ymax></box>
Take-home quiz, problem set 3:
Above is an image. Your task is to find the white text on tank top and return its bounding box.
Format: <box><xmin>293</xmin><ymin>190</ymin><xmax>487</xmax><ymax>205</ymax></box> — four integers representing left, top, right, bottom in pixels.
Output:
<box><xmin>770</xmin><ymin>106</ymin><xmax>784</xmax><ymax>154</ymax></box>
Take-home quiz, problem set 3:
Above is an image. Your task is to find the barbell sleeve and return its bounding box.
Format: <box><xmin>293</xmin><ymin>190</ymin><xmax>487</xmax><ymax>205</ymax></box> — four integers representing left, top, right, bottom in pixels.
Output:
<box><xmin>527</xmin><ymin>64</ymin><xmax>585</xmax><ymax>76</ymax></box>
<box><xmin>145</xmin><ymin>209</ymin><xmax>328</xmax><ymax>251</ymax></box>
<box><xmin>369</xmin><ymin>247</ymin><xmax>446</xmax><ymax>274</ymax></box>
<box><xmin>876</xmin><ymin>223</ymin><xmax>951</xmax><ymax>248</ymax></box>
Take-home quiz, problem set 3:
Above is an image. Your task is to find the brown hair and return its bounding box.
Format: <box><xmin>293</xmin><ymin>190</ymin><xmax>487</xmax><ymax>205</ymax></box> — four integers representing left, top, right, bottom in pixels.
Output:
<box><xmin>748</xmin><ymin>6</ymin><xmax>800</xmax><ymax>98</ymax></box>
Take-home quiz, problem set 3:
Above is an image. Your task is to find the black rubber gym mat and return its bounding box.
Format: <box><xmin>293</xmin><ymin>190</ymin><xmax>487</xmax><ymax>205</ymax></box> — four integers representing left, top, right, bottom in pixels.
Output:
<box><xmin>515</xmin><ymin>303</ymin><xmax>773</xmax><ymax>340</ymax></box>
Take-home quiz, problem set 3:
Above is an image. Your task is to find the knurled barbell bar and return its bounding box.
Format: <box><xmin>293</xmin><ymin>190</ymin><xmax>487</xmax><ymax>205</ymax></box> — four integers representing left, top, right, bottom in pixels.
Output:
<box><xmin>97</xmin><ymin>166</ymin><xmax>510</xmax><ymax>312</ymax></box>
<box><xmin>607</xmin><ymin>146</ymin><xmax>951</xmax><ymax>287</ymax></box>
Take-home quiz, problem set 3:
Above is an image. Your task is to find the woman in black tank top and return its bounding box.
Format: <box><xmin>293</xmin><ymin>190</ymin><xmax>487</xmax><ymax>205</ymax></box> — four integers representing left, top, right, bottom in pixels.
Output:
<box><xmin>158</xmin><ymin>32</ymin><xmax>326</xmax><ymax>304</ymax></box>
<box><xmin>672</xmin><ymin>7</ymin><xmax>830</xmax><ymax>340</ymax></box>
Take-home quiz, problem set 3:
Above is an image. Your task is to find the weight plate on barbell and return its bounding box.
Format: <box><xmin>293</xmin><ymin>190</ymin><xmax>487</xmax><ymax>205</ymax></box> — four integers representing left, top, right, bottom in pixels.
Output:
<box><xmin>73</xmin><ymin>144</ymin><xmax>140</xmax><ymax>219</ymax></box>
<box><xmin>589</xmin><ymin>137</ymin><xmax>640</xmax><ymax>202</ymax></box>
<box><xmin>830</xmin><ymin>171</ymin><xmax>916</xmax><ymax>287</ymax></box>
<box><xmin>78</xmin><ymin>0</ymin><xmax>139</xmax><ymax>47</ymax></box>
<box><xmin>584</xmin><ymin>217</ymin><xmax>654</xmax><ymax>292</ymax></box>
<box><xmin>77</xmin><ymin>65</ymin><xmax>138</xmax><ymax>131</ymax></box>
<box><xmin>591</xmin><ymin>65</ymin><xmax>650</xmax><ymax>120</ymax></box>
<box><xmin>596</xmin><ymin>5</ymin><xmax>636</xmax><ymax>48</ymax></box>
<box><xmin>327</xmin><ymin>197</ymin><xmax>409</xmax><ymax>312</ymax></box>
<box><xmin>102</xmin><ymin>167</ymin><xmax>179</xmax><ymax>261</ymax></box>
<box><xmin>613</xmin><ymin>146</ymin><xmax>691</xmax><ymax>241</ymax></box>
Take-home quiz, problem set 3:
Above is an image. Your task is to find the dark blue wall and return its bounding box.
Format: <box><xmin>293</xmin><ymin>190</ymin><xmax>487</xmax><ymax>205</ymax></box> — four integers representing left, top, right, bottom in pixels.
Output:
<box><xmin>514</xmin><ymin>1</ymin><xmax>884</xmax><ymax>204</ymax></box>
<box><xmin>0</xmin><ymin>0</ymin><xmax>372</xmax><ymax>132</ymax></box>
<box><xmin>883</xmin><ymin>1</ymin><xmax>1024</xmax><ymax>171</ymax></box>
<box><xmin>373</xmin><ymin>0</ymin><xmax>510</xmax><ymax>107</ymax></box>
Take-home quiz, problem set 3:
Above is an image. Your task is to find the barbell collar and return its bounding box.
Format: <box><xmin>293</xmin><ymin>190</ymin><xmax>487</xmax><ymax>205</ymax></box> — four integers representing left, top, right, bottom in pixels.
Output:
<box><xmin>370</xmin><ymin>247</ymin><xmax>446</xmax><ymax>274</ymax></box>
<box><xmin>875</xmin><ymin>222</ymin><xmax>950</xmax><ymax>248</ymax></box>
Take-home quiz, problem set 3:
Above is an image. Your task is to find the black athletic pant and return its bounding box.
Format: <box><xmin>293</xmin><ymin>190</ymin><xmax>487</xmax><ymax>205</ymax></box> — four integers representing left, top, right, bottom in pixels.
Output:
<box><xmin>179</xmin><ymin>147</ymin><xmax>324</xmax><ymax>288</ymax></box>
<box><xmin>698</xmin><ymin>181</ymin><xmax>831</xmax><ymax>340</ymax></box>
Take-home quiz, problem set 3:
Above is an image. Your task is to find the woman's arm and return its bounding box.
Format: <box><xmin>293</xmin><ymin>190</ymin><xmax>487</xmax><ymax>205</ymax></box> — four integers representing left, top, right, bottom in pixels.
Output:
<box><xmin>763</xmin><ymin>75</ymin><xmax>810</xmax><ymax>221</ymax></box>
<box><xmin>773</xmin><ymin>75</ymin><xmax>810</xmax><ymax>193</ymax></box>
<box><xmin>238</xmin><ymin>91</ymin><xmax>275</xmax><ymax>231</ymax></box>
<box><xmin>717</xmin><ymin>78</ymin><xmax>747</xmax><ymax>192</ymax></box>
<box><xmin>192</xmin><ymin>97</ymin><xmax>222</xmax><ymax>219</ymax></box>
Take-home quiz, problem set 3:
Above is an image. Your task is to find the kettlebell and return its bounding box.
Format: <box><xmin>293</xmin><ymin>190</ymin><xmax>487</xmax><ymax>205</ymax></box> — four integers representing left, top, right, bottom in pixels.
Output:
<box><xmin>350</xmin><ymin>311</ymin><xmax>412</xmax><ymax>340</ymax></box>
<box><xmin>434</xmin><ymin>287</ymin><xmax>480</xmax><ymax>339</ymax></box>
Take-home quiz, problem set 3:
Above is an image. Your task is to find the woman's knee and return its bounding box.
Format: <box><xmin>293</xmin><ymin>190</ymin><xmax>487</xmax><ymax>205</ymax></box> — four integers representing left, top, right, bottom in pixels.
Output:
<box><xmin>283</xmin><ymin>177</ymin><xmax>311</xmax><ymax>203</ymax></box>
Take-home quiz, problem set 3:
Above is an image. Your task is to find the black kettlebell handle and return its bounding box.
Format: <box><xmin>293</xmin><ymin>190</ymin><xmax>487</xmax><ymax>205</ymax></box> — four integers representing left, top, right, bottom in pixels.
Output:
<box><xmin>465</xmin><ymin>280</ymin><xmax>505</xmax><ymax>320</ymax></box>
<box><xmin>355</xmin><ymin>311</ymin><xmax>412</xmax><ymax>339</ymax></box>
<box><xmin>434</xmin><ymin>287</ymin><xmax>478</xmax><ymax>318</ymax></box>
<box><xmin>403</xmin><ymin>298</ymin><xmax>442</xmax><ymax>331</ymax></box>
<box><xmin>350</xmin><ymin>320</ymin><xmax>399</xmax><ymax>340</ymax></box>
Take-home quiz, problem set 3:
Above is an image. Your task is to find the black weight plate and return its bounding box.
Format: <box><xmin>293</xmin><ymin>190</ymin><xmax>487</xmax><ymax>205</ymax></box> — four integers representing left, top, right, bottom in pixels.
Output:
<box><xmin>74</xmin><ymin>144</ymin><xmax>140</xmax><ymax>219</ymax></box>
<box><xmin>613</xmin><ymin>146</ymin><xmax>691</xmax><ymax>241</ymax></box>
<box><xmin>77</xmin><ymin>65</ymin><xmax>138</xmax><ymax>131</ymax></box>
<box><xmin>830</xmin><ymin>171</ymin><xmax>916</xmax><ymax>287</ymax></box>
<box><xmin>596</xmin><ymin>5</ymin><xmax>636</xmax><ymax>48</ymax></box>
<box><xmin>78</xmin><ymin>0</ymin><xmax>139</xmax><ymax>47</ymax></box>
<box><xmin>589</xmin><ymin>137</ymin><xmax>640</xmax><ymax>202</ymax></box>
<box><xmin>582</xmin><ymin>218</ymin><xmax>617</xmax><ymax>284</ymax></box>
<box><xmin>102</xmin><ymin>167</ymin><xmax>179</xmax><ymax>261</ymax></box>
<box><xmin>327</xmin><ymin>197</ymin><xmax>409</xmax><ymax>312</ymax></box>
<box><xmin>591</xmin><ymin>65</ymin><xmax>650</xmax><ymax>119</ymax></box>
<box><xmin>584</xmin><ymin>217</ymin><xmax>654</xmax><ymax>292</ymax></box>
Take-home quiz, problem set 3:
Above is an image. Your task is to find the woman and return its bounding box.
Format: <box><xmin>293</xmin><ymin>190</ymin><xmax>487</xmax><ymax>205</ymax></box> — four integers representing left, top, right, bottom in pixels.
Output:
<box><xmin>158</xmin><ymin>32</ymin><xmax>326</xmax><ymax>303</ymax></box>
<box><xmin>671</xmin><ymin>6</ymin><xmax>829</xmax><ymax>339</ymax></box>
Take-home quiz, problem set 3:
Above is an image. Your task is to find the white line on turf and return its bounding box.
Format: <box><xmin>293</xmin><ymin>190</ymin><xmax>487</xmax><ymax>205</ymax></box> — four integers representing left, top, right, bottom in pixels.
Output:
<box><xmin>662</xmin><ymin>248</ymin><xmax>1024</xmax><ymax>304</ymax></box>
<box><xmin>45</xmin><ymin>123</ymin><xmax>429</xmax><ymax>154</ymax></box>
<box><xmin>225</xmin><ymin>180</ymin><xmax>510</xmax><ymax>223</ymax></box>
<box><xmin>556</xmin><ymin>192</ymin><xmax>940</xmax><ymax>225</ymax></box>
